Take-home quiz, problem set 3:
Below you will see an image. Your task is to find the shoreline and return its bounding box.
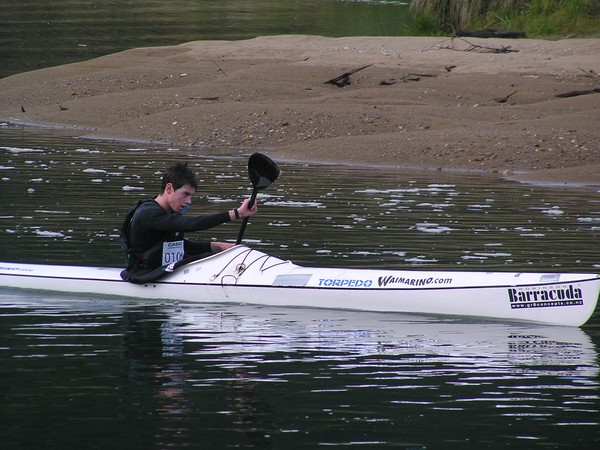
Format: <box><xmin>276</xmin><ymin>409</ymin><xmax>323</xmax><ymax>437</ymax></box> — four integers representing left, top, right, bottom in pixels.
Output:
<box><xmin>1</xmin><ymin>35</ymin><xmax>599</xmax><ymax>187</ymax></box>
<box><xmin>4</xmin><ymin>118</ymin><xmax>599</xmax><ymax>189</ymax></box>
<box><xmin>8</xmin><ymin>119</ymin><xmax>597</xmax><ymax>190</ymax></box>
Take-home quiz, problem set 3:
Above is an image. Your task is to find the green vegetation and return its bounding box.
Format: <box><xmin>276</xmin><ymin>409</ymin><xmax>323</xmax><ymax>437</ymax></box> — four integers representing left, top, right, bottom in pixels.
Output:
<box><xmin>407</xmin><ymin>0</ymin><xmax>600</xmax><ymax>37</ymax></box>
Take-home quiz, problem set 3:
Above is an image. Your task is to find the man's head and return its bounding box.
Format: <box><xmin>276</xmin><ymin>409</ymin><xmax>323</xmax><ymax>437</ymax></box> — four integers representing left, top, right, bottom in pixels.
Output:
<box><xmin>158</xmin><ymin>163</ymin><xmax>199</xmax><ymax>213</ymax></box>
<box><xmin>160</xmin><ymin>162</ymin><xmax>198</xmax><ymax>193</ymax></box>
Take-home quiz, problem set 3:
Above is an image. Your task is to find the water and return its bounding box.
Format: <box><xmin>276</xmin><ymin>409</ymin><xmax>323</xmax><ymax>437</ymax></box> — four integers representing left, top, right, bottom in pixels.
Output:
<box><xmin>0</xmin><ymin>292</ymin><xmax>600</xmax><ymax>449</ymax></box>
<box><xmin>1</xmin><ymin>125</ymin><xmax>599</xmax><ymax>271</ymax></box>
<box><xmin>1</xmin><ymin>124</ymin><xmax>600</xmax><ymax>448</ymax></box>
<box><xmin>1</xmin><ymin>293</ymin><xmax>599</xmax><ymax>448</ymax></box>
<box><xmin>1</xmin><ymin>0</ymin><xmax>411</xmax><ymax>79</ymax></box>
<box><xmin>2</xmin><ymin>1</ymin><xmax>600</xmax><ymax>447</ymax></box>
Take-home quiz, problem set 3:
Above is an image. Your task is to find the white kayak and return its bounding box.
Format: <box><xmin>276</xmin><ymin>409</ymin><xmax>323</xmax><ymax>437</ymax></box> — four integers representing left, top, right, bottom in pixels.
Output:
<box><xmin>1</xmin><ymin>245</ymin><xmax>599</xmax><ymax>327</ymax></box>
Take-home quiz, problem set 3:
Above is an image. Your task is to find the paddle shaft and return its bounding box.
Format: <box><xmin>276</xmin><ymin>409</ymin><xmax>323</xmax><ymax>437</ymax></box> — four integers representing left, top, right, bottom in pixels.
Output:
<box><xmin>235</xmin><ymin>188</ymin><xmax>258</xmax><ymax>244</ymax></box>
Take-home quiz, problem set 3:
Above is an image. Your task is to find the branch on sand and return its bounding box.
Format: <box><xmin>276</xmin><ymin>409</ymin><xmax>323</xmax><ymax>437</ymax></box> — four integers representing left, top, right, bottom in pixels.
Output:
<box><xmin>579</xmin><ymin>68</ymin><xmax>600</xmax><ymax>80</ymax></box>
<box><xmin>493</xmin><ymin>90</ymin><xmax>517</xmax><ymax>103</ymax></box>
<box><xmin>325</xmin><ymin>64</ymin><xmax>373</xmax><ymax>87</ymax></box>
<box><xmin>439</xmin><ymin>37</ymin><xmax>519</xmax><ymax>54</ymax></box>
<box><xmin>555</xmin><ymin>87</ymin><xmax>600</xmax><ymax>99</ymax></box>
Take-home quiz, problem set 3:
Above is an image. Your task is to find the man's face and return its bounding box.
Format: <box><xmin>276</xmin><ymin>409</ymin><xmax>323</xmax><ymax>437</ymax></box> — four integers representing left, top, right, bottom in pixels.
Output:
<box><xmin>166</xmin><ymin>183</ymin><xmax>196</xmax><ymax>212</ymax></box>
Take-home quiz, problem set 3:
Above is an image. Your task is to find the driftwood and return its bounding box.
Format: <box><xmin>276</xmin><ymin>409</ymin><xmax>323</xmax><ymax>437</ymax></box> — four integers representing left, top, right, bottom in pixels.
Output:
<box><xmin>211</xmin><ymin>60</ymin><xmax>227</xmax><ymax>77</ymax></box>
<box><xmin>325</xmin><ymin>64</ymin><xmax>373</xmax><ymax>87</ymax></box>
<box><xmin>379</xmin><ymin>72</ymin><xmax>437</xmax><ymax>85</ymax></box>
<box><xmin>579</xmin><ymin>68</ymin><xmax>600</xmax><ymax>80</ymax></box>
<box><xmin>493</xmin><ymin>90</ymin><xmax>517</xmax><ymax>103</ymax></box>
<box><xmin>402</xmin><ymin>75</ymin><xmax>421</xmax><ymax>82</ymax></box>
<box><xmin>555</xmin><ymin>70</ymin><xmax>600</xmax><ymax>98</ymax></box>
<box><xmin>441</xmin><ymin>37</ymin><xmax>519</xmax><ymax>54</ymax></box>
<box><xmin>189</xmin><ymin>96</ymin><xmax>220</xmax><ymax>101</ymax></box>
<box><xmin>407</xmin><ymin>72</ymin><xmax>437</xmax><ymax>78</ymax></box>
<box><xmin>457</xmin><ymin>28</ymin><xmax>526</xmax><ymax>39</ymax></box>
<box><xmin>554</xmin><ymin>87</ymin><xmax>600</xmax><ymax>98</ymax></box>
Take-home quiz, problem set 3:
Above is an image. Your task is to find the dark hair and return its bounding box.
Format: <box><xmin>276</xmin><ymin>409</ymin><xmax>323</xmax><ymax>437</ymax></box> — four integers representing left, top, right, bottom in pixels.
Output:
<box><xmin>160</xmin><ymin>162</ymin><xmax>198</xmax><ymax>193</ymax></box>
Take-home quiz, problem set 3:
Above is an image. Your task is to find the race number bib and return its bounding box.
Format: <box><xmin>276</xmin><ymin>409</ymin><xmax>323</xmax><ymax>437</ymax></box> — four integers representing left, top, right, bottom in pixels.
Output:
<box><xmin>162</xmin><ymin>240</ymin><xmax>184</xmax><ymax>266</ymax></box>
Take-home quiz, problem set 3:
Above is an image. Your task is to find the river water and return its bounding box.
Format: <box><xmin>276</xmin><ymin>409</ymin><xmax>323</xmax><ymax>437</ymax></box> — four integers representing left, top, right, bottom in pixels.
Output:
<box><xmin>1</xmin><ymin>0</ymin><xmax>411</xmax><ymax>79</ymax></box>
<box><xmin>2</xmin><ymin>1</ymin><xmax>600</xmax><ymax>448</ymax></box>
<box><xmin>2</xmin><ymin>125</ymin><xmax>600</xmax><ymax>448</ymax></box>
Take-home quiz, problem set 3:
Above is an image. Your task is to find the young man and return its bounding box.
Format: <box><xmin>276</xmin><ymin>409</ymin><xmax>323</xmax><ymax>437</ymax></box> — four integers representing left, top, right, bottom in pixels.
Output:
<box><xmin>120</xmin><ymin>162</ymin><xmax>257</xmax><ymax>283</ymax></box>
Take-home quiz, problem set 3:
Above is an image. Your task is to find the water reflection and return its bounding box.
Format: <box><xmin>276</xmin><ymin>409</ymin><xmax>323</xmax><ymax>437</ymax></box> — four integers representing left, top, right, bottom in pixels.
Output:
<box><xmin>1</xmin><ymin>124</ymin><xmax>599</xmax><ymax>446</ymax></box>
<box><xmin>2</xmin><ymin>291</ymin><xmax>599</xmax><ymax>448</ymax></box>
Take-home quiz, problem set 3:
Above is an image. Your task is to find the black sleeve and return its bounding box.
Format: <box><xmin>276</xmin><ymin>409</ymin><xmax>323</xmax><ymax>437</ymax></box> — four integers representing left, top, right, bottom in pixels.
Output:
<box><xmin>138</xmin><ymin>202</ymin><xmax>231</xmax><ymax>233</ymax></box>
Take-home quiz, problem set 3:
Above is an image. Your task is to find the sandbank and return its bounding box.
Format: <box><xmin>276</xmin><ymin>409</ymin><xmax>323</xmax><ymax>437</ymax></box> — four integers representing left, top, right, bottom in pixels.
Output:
<box><xmin>1</xmin><ymin>35</ymin><xmax>599</xmax><ymax>186</ymax></box>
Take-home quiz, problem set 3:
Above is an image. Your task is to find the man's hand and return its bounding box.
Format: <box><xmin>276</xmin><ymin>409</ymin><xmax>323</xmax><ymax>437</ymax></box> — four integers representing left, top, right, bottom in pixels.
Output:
<box><xmin>211</xmin><ymin>241</ymin><xmax>235</xmax><ymax>253</ymax></box>
<box><xmin>238</xmin><ymin>197</ymin><xmax>258</xmax><ymax>217</ymax></box>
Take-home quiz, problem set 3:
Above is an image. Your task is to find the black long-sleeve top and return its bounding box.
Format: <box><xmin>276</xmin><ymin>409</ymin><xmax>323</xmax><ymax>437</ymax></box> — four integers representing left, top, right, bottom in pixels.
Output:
<box><xmin>129</xmin><ymin>200</ymin><xmax>231</xmax><ymax>266</ymax></box>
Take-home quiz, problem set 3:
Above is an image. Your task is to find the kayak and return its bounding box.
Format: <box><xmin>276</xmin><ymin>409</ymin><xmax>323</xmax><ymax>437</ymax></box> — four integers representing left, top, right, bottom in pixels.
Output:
<box><xmin>1</xmin><ymin>245</ymin><xmax>598</xmax><ymax>327</ymax></box>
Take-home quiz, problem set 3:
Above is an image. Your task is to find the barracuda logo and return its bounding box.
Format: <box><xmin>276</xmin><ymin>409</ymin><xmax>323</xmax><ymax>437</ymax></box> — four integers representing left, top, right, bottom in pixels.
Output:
<box><xmin>508</xmin><ymin>285</ymin><xmax>583</xmax><ymax>309</ymax></box>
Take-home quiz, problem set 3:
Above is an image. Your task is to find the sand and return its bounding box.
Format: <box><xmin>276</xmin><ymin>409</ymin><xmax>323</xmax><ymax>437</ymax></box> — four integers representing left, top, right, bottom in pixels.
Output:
<box><xmin>1</xmin><ymin>35</ymin><xmax>599</xmax><ymax>186</ymax></box>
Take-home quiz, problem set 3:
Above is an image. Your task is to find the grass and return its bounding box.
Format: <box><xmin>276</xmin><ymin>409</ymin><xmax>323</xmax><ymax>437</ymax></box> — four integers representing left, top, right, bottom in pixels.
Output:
<box><xmin>406</xmin><ymin>0</ymin><xmax>600</xmax><ymax>38</ymax></box>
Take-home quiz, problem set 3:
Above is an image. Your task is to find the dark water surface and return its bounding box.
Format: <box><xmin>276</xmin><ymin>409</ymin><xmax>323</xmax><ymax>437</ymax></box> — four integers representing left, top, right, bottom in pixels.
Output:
<box><xmin>2</xmin><ymin>1</ymin><xmax>600</xmax><ymax>448</ymax></box>
<box><xmin>1</xmin><ymin>0</ymin><xmax>410</xmax><ymax>78</ymax></box>
<box><xmin>1</xmin><ymin>124</ymin><xmax>599</xmax><ymax>272</ymax></box>
<box><xmin>1</xmin><ymin>124</ymin><xmax>600</xmax><ymax>448</ymax></box>
<box><xmin>1</xmin><ymin>293</ymin><xmax>599</xmax><ymax>449</ymax></box>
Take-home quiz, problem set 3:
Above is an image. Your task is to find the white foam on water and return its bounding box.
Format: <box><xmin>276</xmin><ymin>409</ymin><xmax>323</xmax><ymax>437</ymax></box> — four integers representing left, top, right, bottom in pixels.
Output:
<box><xmin>542</xmin><ymin>206</ymin><xmax>565</xmax><ymax>216</ymax></box>
<box><xmin>34</xmin><ymin>230</ymin><xmax>66</xmax><ymax>238</ymax></box>
<box><xmin>1</xmin><ymin>146</ymin><xmax>44</xmax><ymax>153</ymax></box>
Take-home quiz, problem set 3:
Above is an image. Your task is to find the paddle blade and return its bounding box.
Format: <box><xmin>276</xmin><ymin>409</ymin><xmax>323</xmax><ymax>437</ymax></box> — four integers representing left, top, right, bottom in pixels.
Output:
<box><xmin>248</xmin><ymin>152</ymin><xmax>280</xmax><ymax>191</ymax></box>
<box><xmin>236</xmin><ymin>153</ymin><xmax>280</xmax><ymax>245</ymax></box>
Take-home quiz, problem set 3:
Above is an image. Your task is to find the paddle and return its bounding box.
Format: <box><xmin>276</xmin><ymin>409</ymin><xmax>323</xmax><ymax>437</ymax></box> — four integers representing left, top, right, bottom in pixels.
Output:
<box><xmin>236</xmin><ymin>152</ymin><xmax>280</xmax><ymax>244</ymax></box>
